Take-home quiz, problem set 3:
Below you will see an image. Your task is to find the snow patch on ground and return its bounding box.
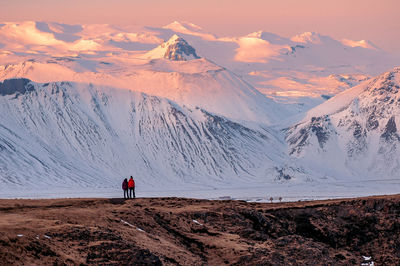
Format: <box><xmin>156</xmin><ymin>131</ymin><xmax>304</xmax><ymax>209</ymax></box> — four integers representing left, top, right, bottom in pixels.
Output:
<box><xmin>121</xmin><ymin>219</ymin><xmax>146</xmax><ymax>233</ymax></box>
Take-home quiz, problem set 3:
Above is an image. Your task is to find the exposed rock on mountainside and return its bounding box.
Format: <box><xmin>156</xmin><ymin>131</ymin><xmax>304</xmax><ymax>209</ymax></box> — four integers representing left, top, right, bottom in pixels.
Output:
<box><xmin>1</xmin><ymin>195</ymin><xmax>399</xmax><ymax>265</ymax></box>
<box><xmin>0</xmin><ymin>78</ymin><xmax>34</xmax><ymax>96</ymax></box>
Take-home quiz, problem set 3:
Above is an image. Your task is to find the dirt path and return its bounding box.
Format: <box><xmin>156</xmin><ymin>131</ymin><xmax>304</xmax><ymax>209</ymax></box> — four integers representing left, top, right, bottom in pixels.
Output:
<box><xmin>1</xmin><ymin>195</ymin><xmax>400</xmax><ymax>265</ymax></box>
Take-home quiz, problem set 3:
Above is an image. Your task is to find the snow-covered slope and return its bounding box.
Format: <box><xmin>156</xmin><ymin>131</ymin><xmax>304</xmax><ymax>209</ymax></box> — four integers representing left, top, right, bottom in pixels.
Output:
<box><xmin>286</xmin><ymin>67</ymin><xmax>400</xmax><ymax>178</ymax></box>
<box><xmin>0</xmin><ymin>79</ymin><xmax>286</xmax><ymax>193</ymax></box>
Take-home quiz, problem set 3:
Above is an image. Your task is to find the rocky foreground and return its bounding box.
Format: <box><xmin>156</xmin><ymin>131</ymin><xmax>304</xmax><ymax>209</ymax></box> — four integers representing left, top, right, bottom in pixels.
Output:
<box><xmin>1</xmin><ymin>195</ymin><xmax>400</xmax><ymax>265</ymax></box>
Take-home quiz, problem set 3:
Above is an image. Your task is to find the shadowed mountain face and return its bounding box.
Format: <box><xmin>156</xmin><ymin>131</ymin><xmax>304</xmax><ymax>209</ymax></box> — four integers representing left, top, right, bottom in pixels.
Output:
<box><xmin>0</xmin><ymin>195</ymin><xmax>399</xmax><ymax>265</ymax></box>
<box><xmin>0</xmin><ymin>78</ymin><xmax>34</xmax><ymax>96</ymax></box>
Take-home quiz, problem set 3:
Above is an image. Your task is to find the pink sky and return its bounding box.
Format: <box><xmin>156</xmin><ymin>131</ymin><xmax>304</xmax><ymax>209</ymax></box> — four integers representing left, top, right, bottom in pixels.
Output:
<box><xmin>2</xmin><ymin>0</ymin><xmax>400</xmax><ymax>52</ymax></box>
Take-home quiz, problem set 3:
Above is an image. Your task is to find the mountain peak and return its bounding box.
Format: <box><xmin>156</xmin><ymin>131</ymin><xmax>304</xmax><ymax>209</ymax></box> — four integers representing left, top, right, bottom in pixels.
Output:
<box><xmin>145</xmin><ymin>34</ymin><xmax>200</xmax><ymax>61</ymax></box>
<box><xmin>166</xmin><ymin>34</ymin><xmax>181</xmax><ymax>43</ymax></box>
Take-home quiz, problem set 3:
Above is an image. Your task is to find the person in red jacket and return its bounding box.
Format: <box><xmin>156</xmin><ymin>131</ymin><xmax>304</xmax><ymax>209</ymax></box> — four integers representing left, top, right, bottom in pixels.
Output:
<box><xmin>128</xmin><ymin>176</ymin><xmax>135</xmax><ymax>199</ymax></box>
<box><xmin>122</xmin><ymin>178</ymin><xmax>128</xmax><ymax>199</ymax></box>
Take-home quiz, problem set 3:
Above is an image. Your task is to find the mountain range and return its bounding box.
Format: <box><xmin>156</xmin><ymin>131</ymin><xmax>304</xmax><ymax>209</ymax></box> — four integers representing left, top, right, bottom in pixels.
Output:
<box><xmin>0</xmin><ymin>21</ymin><xmax>399</xmax><ymax>198</ymax></box>
<box><xmin>1</xmin><ymin>21</ymin><xmax>398</xmax><ymax>106</ymax></box>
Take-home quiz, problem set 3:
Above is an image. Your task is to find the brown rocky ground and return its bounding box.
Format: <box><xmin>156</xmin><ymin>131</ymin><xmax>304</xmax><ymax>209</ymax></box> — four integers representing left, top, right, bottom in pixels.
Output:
<box><xmin>0</xmin><ymin>195</ymin><xmax>399</xmax><ymax>265</ymax></box>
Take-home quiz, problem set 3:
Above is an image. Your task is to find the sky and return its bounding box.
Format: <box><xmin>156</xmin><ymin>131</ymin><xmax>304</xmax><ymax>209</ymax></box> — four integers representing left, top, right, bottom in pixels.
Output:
<box><xmin>1</xmin><ymin>0</ymin><xmax>400</xmax><ymax>52</ymax></box>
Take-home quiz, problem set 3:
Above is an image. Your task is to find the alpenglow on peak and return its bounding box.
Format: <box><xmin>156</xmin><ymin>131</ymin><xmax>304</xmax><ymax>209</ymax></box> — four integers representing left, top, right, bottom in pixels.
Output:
<box><xmin>146</xmin><ymin>34</ymin><xmax>200</xmax><ymax>61</ymax></box>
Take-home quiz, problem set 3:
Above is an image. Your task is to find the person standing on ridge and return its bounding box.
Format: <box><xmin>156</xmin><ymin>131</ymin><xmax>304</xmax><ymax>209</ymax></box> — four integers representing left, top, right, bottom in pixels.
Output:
<box><xmin>122</xmin><ymin>178</ymin><xmax>128</xmax><ymax>199</ymax></box>
<box><xmin>128</xmin><ymin>176</ymin><xmax>135</xmax><ymax>199</ymax></box>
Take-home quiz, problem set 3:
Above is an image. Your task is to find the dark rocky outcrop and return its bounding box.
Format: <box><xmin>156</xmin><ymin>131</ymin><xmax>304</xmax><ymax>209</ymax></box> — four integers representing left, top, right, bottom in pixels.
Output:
<box><xmin>0</xmin><ymin>78</ymin><xmax>34</xmax><ymax>96</ymax></box>
<box><xmin>381</xmin><ymin>116</ymin><xmax>400</xmax><ymax>142</ymax></box>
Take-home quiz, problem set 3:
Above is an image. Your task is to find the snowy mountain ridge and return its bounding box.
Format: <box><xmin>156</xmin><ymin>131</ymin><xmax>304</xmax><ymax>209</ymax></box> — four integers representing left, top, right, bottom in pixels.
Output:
<box><xmin>286</xmin><ymin>67</ymin><xmax>400</xmax><ymax>178</ymax></box>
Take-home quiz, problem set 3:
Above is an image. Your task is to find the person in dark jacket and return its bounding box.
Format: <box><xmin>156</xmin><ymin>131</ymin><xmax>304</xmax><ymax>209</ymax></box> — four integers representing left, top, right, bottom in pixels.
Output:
<box><xmin>128</xmin><ymin>176</ymin><xmax>135</xmax><ymax>198</ymax></box>
<box><xmin>122</xmin><ymin>178</ymin><xmax>128</xmax><ymax>199</ymax></box>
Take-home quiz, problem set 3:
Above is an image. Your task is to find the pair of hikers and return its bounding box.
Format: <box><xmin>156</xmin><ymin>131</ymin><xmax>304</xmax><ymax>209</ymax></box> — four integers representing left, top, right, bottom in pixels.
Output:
<box><xmin>122</xmin><ymin>176</ymin><xmax>135</xmax><ymax>199</ymax></box>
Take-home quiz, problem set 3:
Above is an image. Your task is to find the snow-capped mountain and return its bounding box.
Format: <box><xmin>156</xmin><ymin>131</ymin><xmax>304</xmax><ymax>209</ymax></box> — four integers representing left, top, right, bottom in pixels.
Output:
<box><xmin>286</xmin><ymin>66</ymin><xmax>400</xmax><ymax>178</ymax></box>
<box><xmin>145</xmin><ymin>34</ymin><xmax>200</xmax><ymax>61</ymax></box>
<box><xmin>0</xmin><ymin>78</ymin><xmax>286</xmax><ymax>193</ymax></box>
<box><xmin>0</xmin><ymin>37</ymin><xmax>288</xmax><ymax>126</ymax></box>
